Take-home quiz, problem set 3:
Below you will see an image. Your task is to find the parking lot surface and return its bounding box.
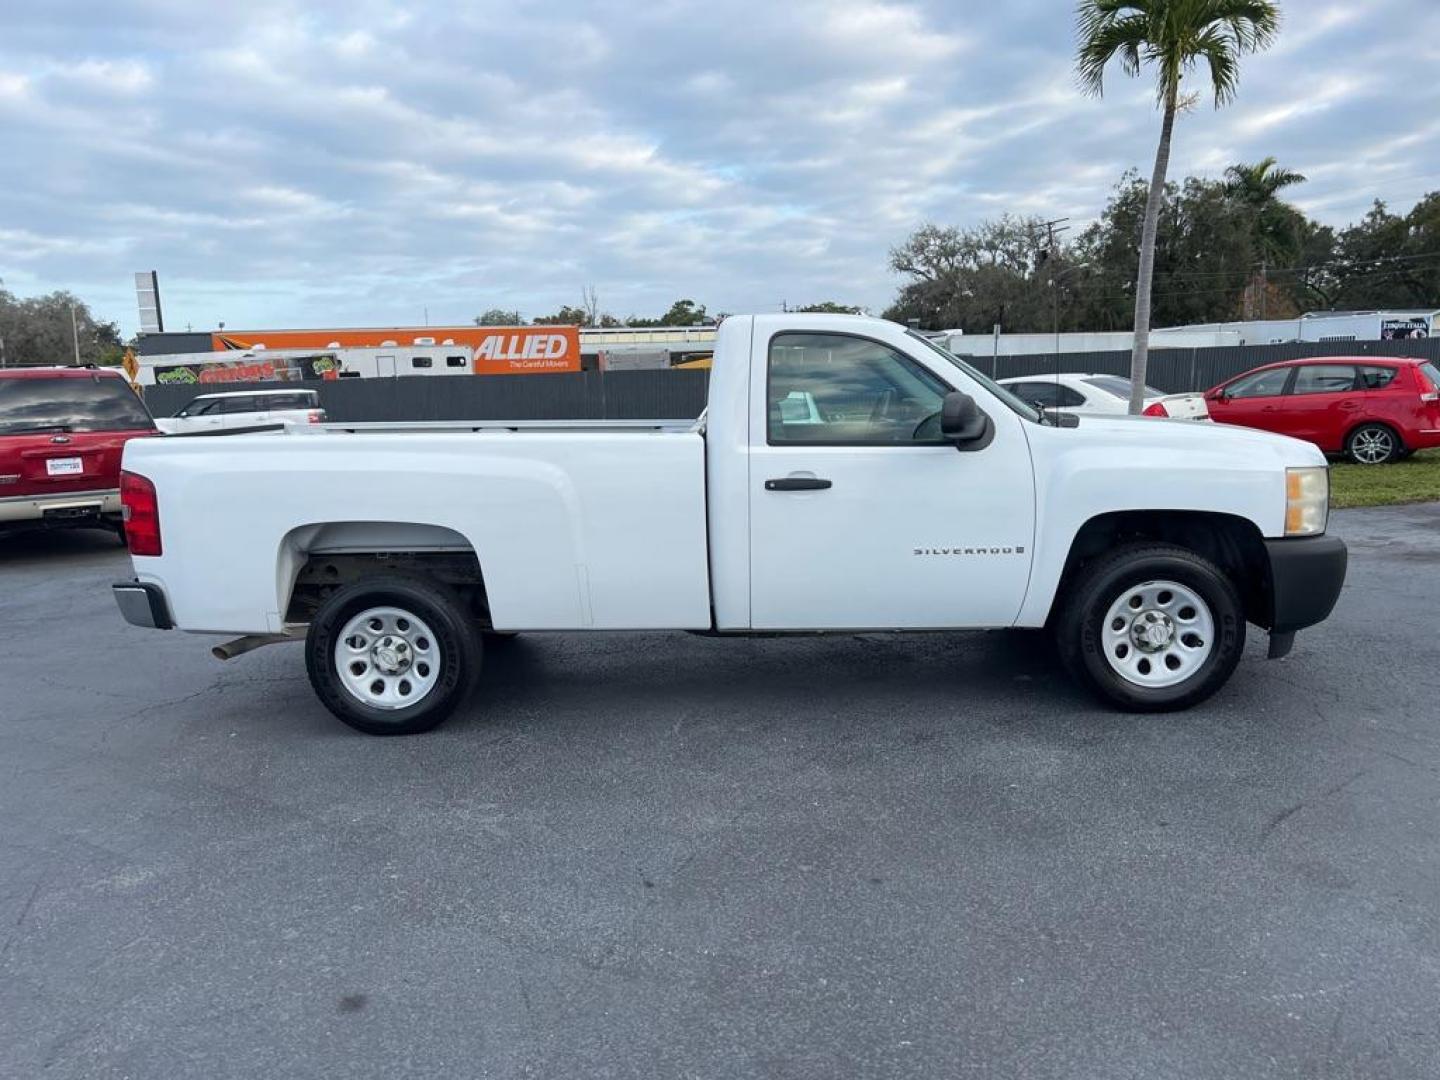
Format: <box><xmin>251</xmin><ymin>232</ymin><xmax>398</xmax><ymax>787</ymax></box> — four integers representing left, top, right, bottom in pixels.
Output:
<box><xmin>3</xmin><ymin>505</ymin><xmax>1439</xmax><ymax>1079</ymax></box>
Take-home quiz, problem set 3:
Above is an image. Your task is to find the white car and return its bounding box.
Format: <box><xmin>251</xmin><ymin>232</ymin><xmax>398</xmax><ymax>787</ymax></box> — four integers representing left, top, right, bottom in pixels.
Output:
<box><xmin>999</xmin><ymin>373</ymin><xmax>1209</xmax><ymax>420</ymax></box>
<box><xmin>154</xmin><ymin>389</ymin><xmax>326</xmax><ymax>434</ymax></box>
<box><xmin>114</xmin><ymin>314</ymin><xmax>1345</xmax><ymax>735</ymax></box>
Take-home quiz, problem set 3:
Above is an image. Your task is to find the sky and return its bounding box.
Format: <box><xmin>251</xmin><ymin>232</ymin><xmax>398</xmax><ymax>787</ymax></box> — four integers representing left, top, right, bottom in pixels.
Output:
<box><xmin>3</xmin><ymin>0</ymin><xmax>1439</xmax><ymax>337</ymax></box>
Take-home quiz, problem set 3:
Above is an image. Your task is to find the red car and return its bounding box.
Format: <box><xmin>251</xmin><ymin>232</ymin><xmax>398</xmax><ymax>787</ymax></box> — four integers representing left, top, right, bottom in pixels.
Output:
<box><xmin>1204</xmin><ymin>356</ymin><xmax>1440</xmax><ymax>464</ymax></box>
<box><xmin>0</xmin><ymin>367</ymin><xmax>158</xmax><ymax>537</ymax></box>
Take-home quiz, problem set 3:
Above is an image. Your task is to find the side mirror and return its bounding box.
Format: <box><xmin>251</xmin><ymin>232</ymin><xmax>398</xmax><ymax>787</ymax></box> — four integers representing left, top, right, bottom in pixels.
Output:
<box><xmin>940</xmin><ymin>391</ymin><xmax>989</xmax><ymax>444</ymax></box>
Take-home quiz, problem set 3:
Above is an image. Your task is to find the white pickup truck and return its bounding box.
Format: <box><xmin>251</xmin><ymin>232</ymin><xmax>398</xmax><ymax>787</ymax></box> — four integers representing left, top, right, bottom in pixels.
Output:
<box><xmin>113</xmin><ymin>314</ymin><xmax>1347</xmax><ymax>735</ymax></box>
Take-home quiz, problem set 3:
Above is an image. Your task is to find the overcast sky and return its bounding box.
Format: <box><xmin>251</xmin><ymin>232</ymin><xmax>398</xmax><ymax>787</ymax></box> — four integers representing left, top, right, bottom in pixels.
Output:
<box><xmin>3</xmin><ymin>0</ymin><xmax>1439</xmax><ymax>336</ymax></box>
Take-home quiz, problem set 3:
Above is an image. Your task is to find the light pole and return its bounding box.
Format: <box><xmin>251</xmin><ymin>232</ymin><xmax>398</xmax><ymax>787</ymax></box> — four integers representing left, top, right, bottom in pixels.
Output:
<box><xmin>70</xmin><ymin>304</ymin><xmax>82</xmax><ymax>365</ymax></box>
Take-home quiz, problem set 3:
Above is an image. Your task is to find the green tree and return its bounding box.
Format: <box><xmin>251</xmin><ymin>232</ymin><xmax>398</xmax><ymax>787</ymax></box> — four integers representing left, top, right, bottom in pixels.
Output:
<box><xmin>883</xmin><ymin>216</ymin><xmax>1060</xmax><ymax>332</ymax></box>
<box><xmin>474</xmin><ymin>308</ymin><xmax>525</xmax><ymax>325</ymax></box>
<box><xmin>795</xmin><ymin>301</ymin><xmax>864</xmax><ymax>314</ymax></box>
<box><xmin>0</xmin><ymin>286</ymin><xmax>123</xmax><ymax>367</ymax></box>
<box><xmin>627</xmin><ymin>299</ymin><xmax>712</xmax><ymax>327</ymax></box>
<box><xmin>1330</xmin><ymin>194</ymin><xmax>1440</xmax><ymax>309</ymax></box>
<box><xmin>531</xmin><ymin>305</ymin><xmax>588</xmax><ymax>326</ymax></box>
<box><xmin>1076</xmin><ymin>0</ymin><xmax>1282</xmax><ymax>413</ymax></box>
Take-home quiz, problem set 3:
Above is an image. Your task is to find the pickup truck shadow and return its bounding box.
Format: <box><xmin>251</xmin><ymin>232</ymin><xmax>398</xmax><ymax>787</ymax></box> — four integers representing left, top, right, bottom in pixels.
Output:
<box><xmin>463</xmin><ymin>628</ymin><xmax>1140</xmax><ymax>744</ymax></box>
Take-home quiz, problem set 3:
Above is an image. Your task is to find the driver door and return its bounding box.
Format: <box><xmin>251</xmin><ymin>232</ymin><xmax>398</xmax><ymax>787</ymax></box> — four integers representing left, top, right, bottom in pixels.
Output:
<box><xmin>748</xmin><ymin>330</ymin><xmax>1036</xmax><ymax>630</ymax></box>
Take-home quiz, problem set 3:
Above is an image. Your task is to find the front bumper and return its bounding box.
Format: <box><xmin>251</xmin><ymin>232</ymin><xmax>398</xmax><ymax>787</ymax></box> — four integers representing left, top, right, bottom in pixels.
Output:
<box><xmin>1262</xmin><ymin>534</ymin><xmax>1347</xmax><ymax>657</ymax></box>
<box><xmin>113</xmin><ymin>580</ymin><xmax>174</xmax><ymax>630</ymax></box>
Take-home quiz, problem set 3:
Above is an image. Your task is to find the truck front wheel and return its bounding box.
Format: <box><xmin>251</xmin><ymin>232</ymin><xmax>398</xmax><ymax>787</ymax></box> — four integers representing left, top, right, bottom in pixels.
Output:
<box><xmin>1055</xmin><ymin>543</ymin><xmax>1246</xmax><ymax>712</ymax></box>
<box><xmin>305</xmin><ymin>574</ymin><xmax>481</xmax><ymax>736</ymax></box>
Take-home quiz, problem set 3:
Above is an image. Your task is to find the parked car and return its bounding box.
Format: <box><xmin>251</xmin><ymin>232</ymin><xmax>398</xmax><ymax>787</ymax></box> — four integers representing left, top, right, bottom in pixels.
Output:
<box><xmin>155</xmin><ymin>388</ymin><xmax>326</xmax><ymax>434</ymax></box>
<box><xmin>1205</xmin><ymin>357</ymin><xmax>1440</xmax><ymax>464</ymax></box>
<box><xmin>0</xmin><ymin>367</ymin><xmax>157</xmax><ymax>537</ymax></box>
<box><xmin>999</xmin><ymin>373</ymin><xmax>1208</xmax><ymax>420</ymax></box>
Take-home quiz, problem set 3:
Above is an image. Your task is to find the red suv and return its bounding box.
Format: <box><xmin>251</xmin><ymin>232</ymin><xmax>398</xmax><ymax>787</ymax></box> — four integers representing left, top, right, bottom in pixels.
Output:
<box><xmin>1205</xmin><ymin>356</ymin><xmax>1440</xmax><ymax>464</ymax></box>
<box><xmin>0</xmin><ymin>367</ymin><xmax>158</xmax><ymax>536</ymax></box>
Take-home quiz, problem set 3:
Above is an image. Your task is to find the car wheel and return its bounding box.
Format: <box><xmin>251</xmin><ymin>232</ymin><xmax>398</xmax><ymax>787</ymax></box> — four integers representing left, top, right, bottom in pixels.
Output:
<box><xmin>305</xmin><ymin>574</ymin><xmax>481</xmax><ymax>736</ymax></box>
<box><xmin>1345</xmin><ymin>423</ymin><xmax>1401</xmax><ymax>465</ymax></box>
<box><xmin>1055</xmin><ymin>543</ymin><xmax>1246</xmax><ymax>712</ymax></box>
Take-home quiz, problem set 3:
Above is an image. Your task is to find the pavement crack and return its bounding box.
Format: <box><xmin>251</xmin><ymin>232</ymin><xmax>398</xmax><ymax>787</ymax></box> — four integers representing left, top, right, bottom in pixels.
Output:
<box><xmin>1260</xmin><ymin>770</ymin><xmax>1366</xmax><ymax>847</ymax></box>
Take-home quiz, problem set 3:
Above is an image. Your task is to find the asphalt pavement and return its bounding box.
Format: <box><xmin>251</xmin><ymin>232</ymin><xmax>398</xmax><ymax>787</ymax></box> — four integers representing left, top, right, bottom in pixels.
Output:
<box><xmin>2</xmin><ymin>505</ymin><xmax>1439</xmax><ymax>1079</ymax></box>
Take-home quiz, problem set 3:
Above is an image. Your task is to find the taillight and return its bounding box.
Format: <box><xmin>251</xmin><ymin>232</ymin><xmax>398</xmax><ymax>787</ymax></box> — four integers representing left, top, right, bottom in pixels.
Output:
<box><xmin>120</xmin><ymin>470</ymin><xmax>162</xmax><ymax>556</ymax></box>
<box><xmin>1142</xmin><ymin>402</ymin><xmax>1168</xmax><ymax>417</ymax></box>
<box><xmin>307</xmin><ymin>409</ymin><xmax>325</xmax><ymax>423</ymax></box>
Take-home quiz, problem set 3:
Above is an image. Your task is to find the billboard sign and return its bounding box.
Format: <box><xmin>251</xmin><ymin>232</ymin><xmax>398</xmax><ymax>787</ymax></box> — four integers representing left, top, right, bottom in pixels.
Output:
<box><xmin>210</xmin><ymin>326</ymin><xmax>581</xmax><ymax>374</ymax></box>
<box><xmin>153</xmin><ymin>353</ymin><xmax>342</xmax><ymax>386</ymax></box>
<box><xmin>1381</xmin><ymin>316</ymin><xmax>1430</xmax><ymax>340</ymax></box>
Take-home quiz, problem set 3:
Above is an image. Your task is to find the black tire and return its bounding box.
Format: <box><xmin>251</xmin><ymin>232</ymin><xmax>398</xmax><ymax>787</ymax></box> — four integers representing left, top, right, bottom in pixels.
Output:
<box><xmin>1345</xmin><ymin>423</ymin><xmax>1401</xmax><ymax>465</ymax></box>
<box><xmin>1054</xmin><ymin>543</ymin><xmax>1246</xmax><ymax>712</ymax></box>
<box><xmin>305</xmin><ymin>574</ymin><xmax>481</xmax><ymax>736</ymax></box>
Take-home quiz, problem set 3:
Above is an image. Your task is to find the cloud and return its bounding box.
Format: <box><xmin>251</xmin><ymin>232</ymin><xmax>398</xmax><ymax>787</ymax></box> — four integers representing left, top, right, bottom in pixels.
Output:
<box><xmin>0</xmin><ymin>0</ymin><xmax>1437</xmax><ymax>335</ymax></box>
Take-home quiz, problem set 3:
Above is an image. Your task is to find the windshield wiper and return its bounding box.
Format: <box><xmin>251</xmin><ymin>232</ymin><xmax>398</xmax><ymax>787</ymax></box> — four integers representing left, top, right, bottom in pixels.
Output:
<box><xmin>0</xmin><ymin>423</ymin><xmax>75</xmax><ymax>435</ymax></box>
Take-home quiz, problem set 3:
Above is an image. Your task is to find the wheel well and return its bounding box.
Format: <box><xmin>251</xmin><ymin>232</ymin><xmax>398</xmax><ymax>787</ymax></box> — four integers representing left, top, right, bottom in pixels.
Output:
<box><xmin>1052</xmin><ymin>511</ymin><xmax>1270</xmax><ymax>627</ymax></box>
<box><xmin>1345</xmin><ymin>419</ymin><xmax>1404</xmax><ymax>449</ymax></box>
<box><xmin>278</xmin><ymin>522</ymin><xmax>494</xmax><ymax>627</ymax></box>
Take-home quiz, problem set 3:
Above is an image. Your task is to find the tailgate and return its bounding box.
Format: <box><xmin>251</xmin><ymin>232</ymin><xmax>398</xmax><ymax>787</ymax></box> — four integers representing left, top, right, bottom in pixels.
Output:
<box><xmin>1</xmin><ymin>432</ymin><xmax>144</xmax><ymax>497</ymax></box>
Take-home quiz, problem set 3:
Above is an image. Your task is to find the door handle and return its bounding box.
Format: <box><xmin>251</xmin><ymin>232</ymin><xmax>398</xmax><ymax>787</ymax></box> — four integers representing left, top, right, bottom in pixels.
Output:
<box><xmin>765</xmin><ymin>477</ymin><xmax>832</xmax><ymax>491</ymax></box>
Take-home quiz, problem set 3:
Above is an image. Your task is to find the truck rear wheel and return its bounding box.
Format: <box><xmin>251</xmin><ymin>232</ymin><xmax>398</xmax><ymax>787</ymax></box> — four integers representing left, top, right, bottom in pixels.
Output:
<box><xmin>1055</xmin><ymin>543</ymin><xmax>1245</xmax><ymax>712</ymax></box>
<box><xmin>305</xmin><ymin>574</ymin><xmax>481</xmax><ymax>736</ymax></box>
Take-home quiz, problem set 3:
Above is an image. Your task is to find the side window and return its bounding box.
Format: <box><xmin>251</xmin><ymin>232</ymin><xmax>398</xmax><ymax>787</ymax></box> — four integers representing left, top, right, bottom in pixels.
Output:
<box><xmin>1055</xmin><ymin>385</ymin><xmax>1087</xmax><ymax>408</ymax></box>
<box><xmin>220</xmin><ymin>396</ymin><xmax>257</xmax><ymax>414</ymax></box>
<box><xmin>411</xmin><ymin>356</ymin><xmax>433</xmax><ymax>369</ymax></box>
<box><xmin>1226</xmin><ymin>368</ymin><xmax>1291</xmax><ymax>399</ymax></box>
<box><xmin>1292</xmin><ymin>365</ymin><xmax>1357</xmax><ymax>395</ymax></box>
<box><xmin>446</xmin><ymin>356</ymin><xmax>467</xmax><ymax>368</ymax></box>
<box><xmin>266</xmin><ymin>394</ymin><xmax>307</xmax><ymax>410</ymax></box>
<box><xmin>1011</xmin><ymin>382</ymin><xmax>1056</xmax><ymax>407</ymax></box>
<box><xmin>767</xmin><ymin>333</ymin><xmax>951</xmax><ymax>445</ymax></box>
<box><xmin>1358</xmin><ymin>365</ymin><xmax>1398</xmax><ymax>390</ymax></box>
<box><xmin>189</xmin><ymin>399</ymin><xmax>220</xmax><ymax>415</ymax></box>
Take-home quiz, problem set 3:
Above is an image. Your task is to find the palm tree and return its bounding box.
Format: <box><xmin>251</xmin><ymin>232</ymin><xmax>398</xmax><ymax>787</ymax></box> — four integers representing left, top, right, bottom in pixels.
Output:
<box><xmin>1223</xmin><ymin>156</ymin><xmax>1305</xmax><ymax>204</ymax></box>
<box><xmin>1076</xmin><ymin>0</ymin><xmax>1282</xmax><ymax>414</ymax></box>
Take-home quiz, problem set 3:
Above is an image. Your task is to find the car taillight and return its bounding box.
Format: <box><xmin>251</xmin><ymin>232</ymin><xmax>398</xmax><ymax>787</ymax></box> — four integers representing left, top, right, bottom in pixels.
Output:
<box><xmin>120</xmin><ymin>470</ymin><xmax>162</xmax><ymax>556</ymax></box>
<box><xmin>1142</xmin><ymin>402</ymin><xmax>1168</xmax><ymax>417</ymax></box>
<box><xmin>307</xmin><ymin>409</ymin><xmax>325</xmax><ymax>423</ymax></box>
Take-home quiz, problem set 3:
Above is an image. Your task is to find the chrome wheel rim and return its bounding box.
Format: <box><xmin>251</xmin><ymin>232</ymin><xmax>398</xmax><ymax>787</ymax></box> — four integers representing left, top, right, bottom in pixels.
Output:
<box><xmin>1101</xmin><ymin>580</ymin><xmax>1214</xmax><ymax>689</ymax></box>
<box><xmin>1351</xmin><ymin>428</ymin><xmax>1393</xmax><ymax>464</ymax></box>
<box><xmin>334</xmin><ymin>606</ymin><xmax>441</xmax><ymax>710</ymax></box>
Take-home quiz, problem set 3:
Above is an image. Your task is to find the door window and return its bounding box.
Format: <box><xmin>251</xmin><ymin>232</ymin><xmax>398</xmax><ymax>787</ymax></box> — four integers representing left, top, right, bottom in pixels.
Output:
<box><xmin>219</xmin><ymin>396</ymin><xmax>258</xmax><ymax>414</ymax></box>
<box><xmin>1357</xmin><ymin>365</ymin><xmax>1399</xmax><ymax>390</ymax></box>
<box><xmin>1292</xmin><ymin>365</ymin><xmax>1357</xmax><ymax>395</ymax></box>
<box><xmin>767</xmin><ymin>333</ymin><xmax>951</xmax><ymax>445</ymax></box>
<box><xmin>1225</xmin><ymin>368</ymin><xmax>1292</xmax><ymax>399</ymax></box>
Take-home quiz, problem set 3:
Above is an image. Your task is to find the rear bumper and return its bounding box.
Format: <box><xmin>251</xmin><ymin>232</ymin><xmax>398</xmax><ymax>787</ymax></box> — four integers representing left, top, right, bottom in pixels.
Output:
<box><xmin>0</xmin><ymin>488</ymin><xmax>121</xmax><ymax>525</ymax></box>
<box><xmin>113</xmin><ymin>580</ymin><xmax>174</xmax><ymax>630</ymax></box>
<box><xmin>1262</xmin><ymin>534</ymin><xmax>1347</xmax><ymax>656</ymax></box>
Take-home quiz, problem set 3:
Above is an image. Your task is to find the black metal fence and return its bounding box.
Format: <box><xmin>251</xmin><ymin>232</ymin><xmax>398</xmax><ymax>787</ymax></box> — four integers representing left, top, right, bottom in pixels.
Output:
<box><xmin>140</xmin><ymin>369</ymin><xmax>713</xmax><ymax>422</ymax></box>
<box><xmin>960</xmin><ymin>337</ymin><xmax>1440</xmax><ymax>395</ymax></box>
<box><xmin>137</xmin><ymin>337</ymin><xmax>1440</xmax><ymax>421</ymax></box>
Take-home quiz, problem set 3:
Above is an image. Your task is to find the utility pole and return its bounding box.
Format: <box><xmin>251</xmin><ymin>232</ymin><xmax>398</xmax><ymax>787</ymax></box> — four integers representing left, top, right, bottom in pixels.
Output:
<box><xmin>70</xmin><ymin>304</ymin><xmax>81</xmax><ymax>366</ymax></box>
<box><xmin>0</xmin><ymin>332</ymin><xmax>6</xmax><ymax>368</ymax></box>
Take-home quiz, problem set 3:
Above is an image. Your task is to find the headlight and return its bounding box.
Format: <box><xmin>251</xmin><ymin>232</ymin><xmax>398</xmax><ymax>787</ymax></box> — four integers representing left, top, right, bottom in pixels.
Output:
<box><xmin>1285</xmin><ymin>466</ymin><xmax>1329</xmax><ymax>536</ymax></box>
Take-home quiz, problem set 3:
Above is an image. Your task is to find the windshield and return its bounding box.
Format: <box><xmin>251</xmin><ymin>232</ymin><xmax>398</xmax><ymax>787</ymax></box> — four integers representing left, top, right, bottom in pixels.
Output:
<box><xmin>0</xmin><ymin>374</ymin><xmax>156</xmax><ymax>434</ymax></box>
<box><xmin>904</xmin><ymin>331</ymin><xmax>1043</xmax><ymax>423</ymax></box>
<box><xmin>1084</xmin><ymin>375</ymin><xmax>1163</xmax><ymax>400</ymax></box>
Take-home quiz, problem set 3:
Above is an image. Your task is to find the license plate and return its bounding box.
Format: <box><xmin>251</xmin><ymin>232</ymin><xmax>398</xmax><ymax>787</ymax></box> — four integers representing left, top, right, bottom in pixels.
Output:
<box><xmin>45</xmin><ymin>457</ymin><xmax>83</xmax><ymax>476</ymax></box>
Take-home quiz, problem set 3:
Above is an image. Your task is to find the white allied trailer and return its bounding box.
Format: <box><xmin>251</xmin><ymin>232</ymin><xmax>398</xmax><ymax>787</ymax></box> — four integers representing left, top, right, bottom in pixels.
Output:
<box><xmin>113</xmin><ymin>314</ymin><xmax>1347</xmax><ymax>735</ymax></box>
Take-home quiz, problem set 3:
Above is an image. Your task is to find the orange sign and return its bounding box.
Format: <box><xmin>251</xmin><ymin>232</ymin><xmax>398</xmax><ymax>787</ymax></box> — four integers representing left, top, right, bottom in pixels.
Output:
<box><xmin>211</xmin><ymin>326</ymin><xmax>581</xmax><ymax>374</ymax></box>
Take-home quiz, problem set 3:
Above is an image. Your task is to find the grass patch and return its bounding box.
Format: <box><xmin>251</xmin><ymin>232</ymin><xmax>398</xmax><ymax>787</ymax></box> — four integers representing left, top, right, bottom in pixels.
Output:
<box><xmin>1330</xmin><ymin>450</ymin><xmax>1440</xmax><ymax>509</ymax></box>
